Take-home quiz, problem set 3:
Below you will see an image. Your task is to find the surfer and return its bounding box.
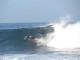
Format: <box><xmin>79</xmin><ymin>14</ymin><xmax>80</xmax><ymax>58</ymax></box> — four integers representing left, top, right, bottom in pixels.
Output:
<box><xmin>24</xmin><ymin>35</ymin><xmax>36</xmax><ymax>41</ymax></box>
<box><xmin>28</xmin><ymin>35</ymin><xmax>35</xmax><ymax>41</ymax></box>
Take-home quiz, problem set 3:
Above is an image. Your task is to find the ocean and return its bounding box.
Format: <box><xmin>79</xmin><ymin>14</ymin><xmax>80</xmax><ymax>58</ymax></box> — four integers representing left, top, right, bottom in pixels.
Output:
<box><xmin>0</xmin><ymin>22</ymin><xmax>80</xmax><ymax>60</ymax></box>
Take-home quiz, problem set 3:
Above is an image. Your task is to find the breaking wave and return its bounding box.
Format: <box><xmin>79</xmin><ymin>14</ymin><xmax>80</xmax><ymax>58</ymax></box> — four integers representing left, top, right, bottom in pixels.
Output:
<box><xmin>0</xmin><ymin>25</ymin><xmax>53</xmax><ymax>54</ymax></box>
<box><xmin>36</xmin><ymin>15</ymin><xmax>80</xmax><ymax>48</ymax></box>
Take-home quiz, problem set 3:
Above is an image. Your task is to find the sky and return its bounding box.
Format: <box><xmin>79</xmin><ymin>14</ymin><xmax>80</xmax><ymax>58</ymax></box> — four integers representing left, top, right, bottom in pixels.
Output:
<box><xmin>0</xmin><ymin>0</ymin><xmax>80</xmax><ymax>23</ymax></box>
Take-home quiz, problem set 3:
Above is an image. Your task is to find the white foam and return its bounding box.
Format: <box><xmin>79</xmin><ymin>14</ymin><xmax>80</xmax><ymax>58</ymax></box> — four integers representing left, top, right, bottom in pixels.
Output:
<box><xmin>36</xmin><ymin>15</ymin><xmax>80</xmax><ymax>48</ymax></box>
<box><xmin>0</xmin><ymin>53</ymin><xmax>80</xmax><ymax>60</ymax></box>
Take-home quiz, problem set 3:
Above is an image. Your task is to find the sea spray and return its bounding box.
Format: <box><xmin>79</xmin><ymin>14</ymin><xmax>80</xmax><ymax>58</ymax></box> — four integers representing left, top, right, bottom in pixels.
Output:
<box><xmin>36</xmin><ymin>16</ymin><xmax>80</xmax><ymax>48</ymax></box>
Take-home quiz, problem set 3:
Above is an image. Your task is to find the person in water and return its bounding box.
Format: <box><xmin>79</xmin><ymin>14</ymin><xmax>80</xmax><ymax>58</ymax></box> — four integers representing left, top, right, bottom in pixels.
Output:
<box><xmin>24</xmin><ymin>35</ymin><xmax>36</xmax><ymax>41</ymax></box>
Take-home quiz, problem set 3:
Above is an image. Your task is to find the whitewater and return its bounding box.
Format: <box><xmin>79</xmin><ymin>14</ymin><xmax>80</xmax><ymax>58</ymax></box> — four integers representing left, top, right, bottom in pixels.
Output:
<box><xmin>36</xmin><ymin>15</ymin><xmax>80</xmax><ymax>49</ymax></box>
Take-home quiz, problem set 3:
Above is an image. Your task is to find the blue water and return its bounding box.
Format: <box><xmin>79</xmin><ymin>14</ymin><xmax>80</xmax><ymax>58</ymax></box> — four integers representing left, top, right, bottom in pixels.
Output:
<box><xmin>0</xmin><ymin>23</ymin><xmax>47</xmax><ymax>29</ymax></box>
<box><xmin>0</xmin><ymin>23</ymin><xmax>80</xmax><ymax>60</ymax></box>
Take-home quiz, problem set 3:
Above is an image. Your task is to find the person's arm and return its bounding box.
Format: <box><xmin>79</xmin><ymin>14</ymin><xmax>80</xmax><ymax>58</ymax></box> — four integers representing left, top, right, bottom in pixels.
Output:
<box><xmin>24</xmin><ymin>36</ymin><xmax>27</xmax><ymax>40</ymax></box>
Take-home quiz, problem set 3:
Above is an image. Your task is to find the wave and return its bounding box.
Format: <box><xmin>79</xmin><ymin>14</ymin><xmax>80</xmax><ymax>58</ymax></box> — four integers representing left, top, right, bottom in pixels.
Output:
<box><xmin>0</xmin><ymin>15</ymin><xmax>80</xmax><ymax>54</ymax></box>
<box><xmin>0</xmin><ymin>25</ymin><xmax>54</xmax><ymax>54</ymax></box>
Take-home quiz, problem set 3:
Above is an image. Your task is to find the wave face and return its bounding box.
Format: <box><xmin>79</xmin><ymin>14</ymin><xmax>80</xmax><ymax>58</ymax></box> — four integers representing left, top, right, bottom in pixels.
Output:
<box><xmin>0</xmin><ymin>23</ymin><xmax>53</xmax><ymax>54</ymax></box>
